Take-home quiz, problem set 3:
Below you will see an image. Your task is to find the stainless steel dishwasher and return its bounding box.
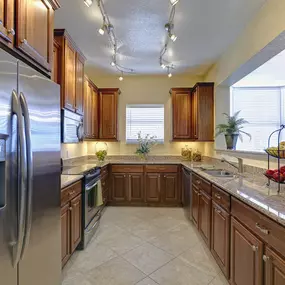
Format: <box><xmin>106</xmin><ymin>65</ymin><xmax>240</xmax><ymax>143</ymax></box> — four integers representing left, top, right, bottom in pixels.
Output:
<box><xmin>182</xmin><ymin>167</ymin><xmax>192</xmax><ymax>220</ymax></box>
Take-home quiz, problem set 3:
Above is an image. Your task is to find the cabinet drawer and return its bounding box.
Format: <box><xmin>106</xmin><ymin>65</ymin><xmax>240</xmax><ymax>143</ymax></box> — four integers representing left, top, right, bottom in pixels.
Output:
<box><xmin>231</xmin><ymin>197</ymin><xmax>285</xmax><ymax>257</ymax></box>
<box><xmin>61</xmin><ymin>181</ymin><xmax>82</xmax><ymax>206</ymax></box>
<box><xmin>145</xmin><ymin>165</ymin><xmax>178</xmax><ymax>173</ymax></box>
<box><xmin>212</xmin><ymin>185</ymin><xmax>230</xmax><ymax>212</ymax></box>
<box><xmin>192</xmin><ymin>173</ymin><xmax>211</xmax><ymax>195</ymax></box>
<box><xmin>111</xmin><ymin>165</ymin><xmax>144</xmax><ymax>173</ymax></box>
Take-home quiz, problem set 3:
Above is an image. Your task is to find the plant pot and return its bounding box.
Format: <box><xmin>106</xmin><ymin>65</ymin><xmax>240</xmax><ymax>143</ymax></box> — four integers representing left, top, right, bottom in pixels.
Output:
<box><xmin>225</xmin><ymin>134</ymin><xmax>239</xmax><ymax>150</ymax></box>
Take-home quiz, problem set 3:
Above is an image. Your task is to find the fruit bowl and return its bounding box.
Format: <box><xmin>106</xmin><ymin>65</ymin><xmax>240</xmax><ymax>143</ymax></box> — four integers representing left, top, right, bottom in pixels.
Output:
<box><xmin>264</xmin><ymin>172</ymin><xmax>285</xmax><ymax>183</ymax></box>
<box><xmin>265</xmin><ymin>148</ymin><xmax>285</xmax><ymax>159</ymax></box>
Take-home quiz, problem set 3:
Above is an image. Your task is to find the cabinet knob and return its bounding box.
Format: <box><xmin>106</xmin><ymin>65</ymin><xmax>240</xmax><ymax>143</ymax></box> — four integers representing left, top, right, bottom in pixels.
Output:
<box><xmin>21</xmin><ymin>39</ymin><xmax>28</xmax><ymax>45</ymax></box>
<box><xmin>252</xmin><ymin>245</ymin><xmax>258</xmax><ymax>252</ymax></box>
<box><xmin>214</xmin><ymin>193</ymin><xmax>221</xmax><ymax>200</ymax></box>
<box><xmin>263</xmin><ymin>255</ymin><xmax>270</xmax><ymax>262</ymax></box>
<box><xmin>8</xmin><ymin>28</ymin><xmax>15</xmax><ymax>36</ymax></box>
<box><xmin>124</xmin><ymin>175</ymin><xmax>126</xmax><ymax>177</ymax></box>
<box><xmin>69</xmin><ymin>207</ymin><xmax>72</xmax><ymax>211</ymax></box>
<box><xmin>255</xmin><ymin>223</ymin><xmax>269</xmax><ymax>235</ymax></box>
<box><xmin>215</xmin><ymin>208</ymin><xmax>222</xmax><ymax>214</ymax></box>
<box><xmin>196</xmin><ymin>180</ymin><xmax>201</xmax><ymax>185</ymax></box>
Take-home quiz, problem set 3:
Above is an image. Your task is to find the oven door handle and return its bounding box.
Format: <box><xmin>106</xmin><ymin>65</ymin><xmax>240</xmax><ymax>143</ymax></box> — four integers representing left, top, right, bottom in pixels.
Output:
<box><xmin>85</xmin><ymin>216</ymin><xmax>101</xmax><ymax>234</ymax></box>
<box><xmin>86</xmin><ymin>180</ymin><xmax>101</xmax><ymax>192</ymax></box>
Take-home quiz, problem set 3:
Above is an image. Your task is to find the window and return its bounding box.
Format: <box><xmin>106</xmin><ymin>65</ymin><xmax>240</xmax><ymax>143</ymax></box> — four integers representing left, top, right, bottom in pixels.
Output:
<box><xmin>126</xmin><ymin>104</ymin><xmax>164</xmax><ymax>144</ymax></box>
<box><xmin>231</xmin><ymin>87</ymin><xmax>285</xmax><ymax>152</ymax></box>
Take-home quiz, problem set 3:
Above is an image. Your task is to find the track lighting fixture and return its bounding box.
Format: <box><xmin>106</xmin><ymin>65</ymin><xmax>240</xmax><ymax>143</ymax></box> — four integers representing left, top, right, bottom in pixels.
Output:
<box><xmin>111</xmin><ymin>61</ymin><xmax>116</xmax><ymax>67</ymax></box>
<box><xmin>98</xmin><ymin>26</ymin><xmax>105</xmax><ymax>35</ymax></box>
<box><xmin>119</xmin><ymin>75</ymin><xmax>124</xmax><ymax>81</ymax></box>
<box><xmin>167</xmin><ymin>67</ymin><xmax>172</xmax><ymax>78</ymax></box>
<box><xmin>161</xmin><ymin>63</ymin><xmax>166</xmax><ymax>69</ymax></box>
<box><xmin>170</xmin><ymin>33</ymin><xmax>177</xmax><ymax>42</ymax></box>
<box><xmin>169</xmin><ymin>0</ymin><xmax>179</xmax><ymax>6</ymax></box>
<box><xmin>84</xmin><ymin>0</ymin><xmax>93</xmax><ymax>7</ymax></box>
<box><xmin>168</xmin><ymin>72</ymin><xmax>172</xmax><ymax>78</ymax></box>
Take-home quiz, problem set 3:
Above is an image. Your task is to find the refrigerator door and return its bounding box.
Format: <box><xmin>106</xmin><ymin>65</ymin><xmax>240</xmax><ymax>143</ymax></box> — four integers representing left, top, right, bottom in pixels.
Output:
<box><xmin>0</xmin><ymin>49</ymin><xmax>18</xmax><ymax>285</ymax></box>
<box><xmin>18</xmin><ymin>61</ymin><xmax>61</xmax><ymax>285</ymax></box>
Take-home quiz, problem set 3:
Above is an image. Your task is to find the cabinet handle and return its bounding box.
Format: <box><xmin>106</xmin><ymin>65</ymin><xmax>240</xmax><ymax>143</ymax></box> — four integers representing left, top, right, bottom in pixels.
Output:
<box><xmin>21</xmin><ymin>39</ymin><xmax>28</xmax><ymax>45</ymax></box>
<box><xmin>196</xmin><ymin>180</ymin><xmax>201</xmax><ymax>185</ymax></box>
<box><xmin>8</xmin><ymin>28</ymin><xmax>15</xmax><ymax>36</ymax></box>
<box><xmin>69</xmin><ymin>207</ymin><xmax>72</xmax><ymax>211</ymax></box>
<box><xmin>263</xmin><ymin>255</ymin><xmax>270</xmax><ymax>262</ymax></box>
<box><xmin>69</xmin><ymin>191</ymin><xmax>75</xmax><ymax>196</ymax></box>
<box><xmin>102</xmin><ymin>182</ymin><xmax>105</xmax><ymax>186</ymax></box>
<box><xmin>214</xmin><ymin>193</ymin><xmax>221</xmax><ymax>200</ymax></box>
<box><xmin>252</xmin><ymin>245</ymin><xmax>258</xmax><ymax>252</ymax></box>
<box><xmin>255</xmin><ymin>223</ymin><xmax>269</xmax><ymax>235</ymax></box>
<box><xmin>215</xmin><ymin>208</ymin><xmax>222</xmax><ymax>214</ymax></box>
<box><xmin>124</xmin><ymin>175</ymin><xmax>126</xmax><ymax>178</ymax></box>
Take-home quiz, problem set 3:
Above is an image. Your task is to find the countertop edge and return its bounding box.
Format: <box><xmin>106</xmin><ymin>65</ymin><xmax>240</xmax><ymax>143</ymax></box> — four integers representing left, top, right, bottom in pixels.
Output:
<box><xmin>61</xmin><ymin>174</ymin><xmax>84</xmax><ymax>189</ymax></box>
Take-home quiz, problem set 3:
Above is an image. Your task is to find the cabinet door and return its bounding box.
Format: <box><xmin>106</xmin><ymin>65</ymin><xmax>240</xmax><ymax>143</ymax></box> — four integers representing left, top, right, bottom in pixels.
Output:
<box><xmin>75</xmin><ymin>54</ymin><xmax>84</xmax><ymax>115</ymax></box>
<box><xmin>231</xmin><ymin>217</ymin><xmax>263</xmax><ymax>285</ymax></box>
<box><xmin>61</xmin><ymin>204</ymin><xmax>71</xmax><ymax>267</ymax></box>
<box><xmin>0</xmin><ymin>0</ymin><xmax>14</xmax><ymax>46</ymax></box>
<box><xmin>211</xmin><ymin>202</ymin><xmax>230</xmax><ymax>278</ymax></box>
<box><xmin>191</xmin><ymin>185</ymin><xmax>199</xmax><ymax>228</ymax></box>
<box><xmin>91</xmin><ymin>88</ymin><xmax>99</xmax><ymax>138</ymax></box>
<box><xmin>128</xmin><ymin>173</ymin><xmax>144</xmax><ymax>203</ymax></box>
<box><xmin>52</xmin><ymin>40</ymin><xmax>60</xmax><ymax>83</ymax></box>
<box><xmin>64</xmin><ymin>41</ymin><xmax>76</xmax><ymax>111</ymax></box>
<box><xmin>16</xmin><ymin>0</ymin><xmax>56</xmax><ymax>71</ymax></box>
<box><xmin>84</xmin><ymin>79</ymin><xmax>92</xmax><ymax>138</ymax></box>
<box><xmin>70</xmin><ymin>194</ymin><xmax>82</xmax><ymax>253</ymax></box>
<box><xmin>145</xmin><ymin>173</ymin><xmax>161</xmax><ymax>203</ymax></box>
<box><xmin>99</xmin><ymin>90</ymin><xmax>118</xmax><ymax>139</ymax></box>
<box><xmin>161</xmin><ymin>173</ymin><xmax>180</xmax><ymax>204</ymax></box>
<box><xmin>111</xmin><ymin>173</ymin><xmax>128</xmax><ymax>202</ymax></box>
<box><xmin>191</xmin><ymin>88</ymin><xmax>198</xmax><ymax>139</ymax></box>
<box><xmin>264</xmin><ymin>247</ymin><xmax>285</xmax><ymax>285</ymax></box>
<box><xmin>172</xmin><ymin>90</ymin><xmax>191</xmax><ymax>139</ymax></box>
<box><xmin>198</xmin><ymin>190</ymin><xmax>211</xmax><ymax>247</ymax></box>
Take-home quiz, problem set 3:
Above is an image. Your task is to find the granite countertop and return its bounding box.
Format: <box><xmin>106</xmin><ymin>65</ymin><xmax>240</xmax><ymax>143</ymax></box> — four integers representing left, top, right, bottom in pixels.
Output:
<box><xmin>61</xmin><ymin>174</ymin><xmax>83</xmax><ymax>189</ymax></box>
<box><xmin>62</xmin><ymin>159</ymin><xmax>285</xmax><ymax>226</ymax></box>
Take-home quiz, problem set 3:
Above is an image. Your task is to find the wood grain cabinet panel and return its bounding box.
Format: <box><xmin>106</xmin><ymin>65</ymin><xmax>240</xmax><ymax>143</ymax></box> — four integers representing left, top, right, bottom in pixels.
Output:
<box><xmin>264</xmin><ymin>247</ymin><xmax>285</xmax><ymax>285</ymax></box>
<box><xmin>145</xmin><ymin>173</ymin><xmax>161</xmax><ymax>203</ymax></box>
<box><xmin>211</xmin><ymin>202</ymin><xmax>230</xmax><ymax>278</ymax></box>
<box><xmin>16</xmin><ymin>0</ymin><xmax>59</xmax><ymax>71</ymax></box>
<box><xmin>171</xmin><ymin>88</ymin><xmax>192</xmax><ymax>139</ymax></box>
<box><xmin>99</xmin><ymin>88</ymin><xmax>119</xmax><ymax>140</ymax></box>
<box><xmin>91</xmin><ymin>87</ymin><xmax>99</xmax><ymax>138</ymax></box>
<box><xmin>0</xmin><ymin>0</ymin><xmax>14</xmax><ymax>46</ymax></box>
<box><xmin>128</xmin><ymin>173</ymin><xmax>144</xmax><ymax>202</ymax></box>
<box><xmin>191</xmin><ymin>185</ymin><xmax>200</xmax><ymax>228</ymax></box>
<box><xmin>75</xmin><ymin>54</ymin><xmax>84</xmax><ymax>115</ymax></box>
<box><xmin>198</xmin><ymin>190</ymin><xmax>212</xmax><ymax>247</ymax></box>
<box><xmin>111</xmin><ymin>173</ymin><xmax>128</xmax><ymax>202</ymax></box>
<box><xmin>231</xmin><ymin>217</ymin><xmax>263</xmax><ymax>285</ymax></box>
<box><xmin>83</xmin><ymin>78</ymin><xmax>92</xmax><ymax>138</ymax></box>
<box><xmin>70</xmin><ymin>194</ymin><xmax>82</xmax><ymax>253</ymax></box>
<box><xmin>161</xmin><ymin>173</ymin><xmax>179</xmax><ymax>204</ymax></box>
<box><xmin>61</xmin><ymin>203</ymin><xmax>71</xmax><ymax>267</ymax></box>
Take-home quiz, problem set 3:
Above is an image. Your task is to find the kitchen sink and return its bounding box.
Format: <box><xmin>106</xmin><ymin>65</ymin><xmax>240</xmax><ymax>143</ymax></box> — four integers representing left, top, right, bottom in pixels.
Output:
<box><xmin>203</xmin><ymin>169</ymin><xmax>235</xmax><ymax>178</ymax></box>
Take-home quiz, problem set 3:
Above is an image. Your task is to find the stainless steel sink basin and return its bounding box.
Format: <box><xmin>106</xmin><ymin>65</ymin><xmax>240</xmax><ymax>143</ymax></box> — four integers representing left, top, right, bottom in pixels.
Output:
<box><xmin>203</xmin><ymin>169</ymin><xmax>234</xmax><ymax>178</ymax></box>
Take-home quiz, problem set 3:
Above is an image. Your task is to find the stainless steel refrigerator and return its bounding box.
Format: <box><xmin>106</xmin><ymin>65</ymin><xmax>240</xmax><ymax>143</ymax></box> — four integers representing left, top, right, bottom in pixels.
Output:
<box><xmin>0</xmin><ymin>48</ymin><xmax>61</xmax><ymax>285</ymax></box>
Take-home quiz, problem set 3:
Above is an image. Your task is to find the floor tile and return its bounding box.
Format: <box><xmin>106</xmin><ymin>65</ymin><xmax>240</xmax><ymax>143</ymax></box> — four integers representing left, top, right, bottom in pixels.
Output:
<box><xmin>136</xmin><ymin>277</ymin><xmax>159</xmax><ymax>285</ymax></box>
<box><xmin>123</xmin><ymin>242</ymin><xmax>174</xmax><ymax>274</ymax></box>
<box><xmin>209</xmin><ymin>273</ymin><xmax>229</xmax><ymax>285</ymax></box>
<box><xmin>150</xmin><ymin>258</ymin><xmax>215</xmax><ymax>285</ymax></box>
<box><xmin>87</xmin><ymin>256</ymin><xmax>146</xmax><ymax>285</ymax></box>
<box><xmin>62</xmin><ymin>271</ymin><xmax>92</xmax><ymax>285</ymax></box>
<box><xmin>150</xmin><ymin>215</ymin><xmax>184</xmax><ymax>231</ymax></box>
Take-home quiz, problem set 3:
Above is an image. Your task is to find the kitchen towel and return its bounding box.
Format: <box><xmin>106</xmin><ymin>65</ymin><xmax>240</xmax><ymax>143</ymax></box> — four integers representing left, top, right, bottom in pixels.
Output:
<box><xmin>96</xmin><ymin>182</ymin><xmax>103</xmax><ymax>206</ymax></box>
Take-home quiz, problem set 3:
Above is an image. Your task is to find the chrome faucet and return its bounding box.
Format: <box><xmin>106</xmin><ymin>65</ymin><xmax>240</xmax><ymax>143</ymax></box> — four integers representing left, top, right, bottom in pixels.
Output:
<box><xmin>221</xmin><ymin>157</ymin><xmax>244</xmax><ymax>174</ymax></box>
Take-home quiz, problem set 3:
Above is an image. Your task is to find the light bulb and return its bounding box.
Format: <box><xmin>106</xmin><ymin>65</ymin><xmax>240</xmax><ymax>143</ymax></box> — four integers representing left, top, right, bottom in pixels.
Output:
<box><xmin>119</xmin><ymin>76</ymin><xmax>123</xmax><ymax>81</ymax></box>
<box><xmin>168</xmin><ymin>72</ymin><xmax>172</xmax><ymax>78</ymax></box>
<box><xmin>98</xmin><ymin>27</ymin><xmax>105</xmax><ymax>35</ymax></box>
<box><xmin>170</xmin><ymin>0</ymin><xmax>179</xmax><ymax>6</ymax></box>
<box><xmin>84</xmin><ymin>0</ymin><xmax>93</xmax><ymax>7</ymax></box>
<box><xmin>111</xmin><ymin>61</ymin><xmax>116</xmax><ymax>67</ymax></box>
<box><xmin>161</xmin><ymin>64</ymin><xmax>166</xmax><ymax>69</ymax></box>
<box><xmin>170</xmin><ymin>34</ymin><xmax>177</xmax><ymax>42</ymax></box>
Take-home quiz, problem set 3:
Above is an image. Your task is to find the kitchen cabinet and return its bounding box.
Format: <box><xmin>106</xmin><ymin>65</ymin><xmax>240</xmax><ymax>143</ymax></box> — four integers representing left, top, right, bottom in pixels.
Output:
<box><xmin>145</xmin><ymin>173</ymin><xmax>161</xmax><ymax>203</ymax></box>
<box><xmin>0</xmin><ymin>0</ymin><xmax>14</xmax><ymax>47</ymax></box>
<box><xmin>99</xmin><ymin>88</ymin><xmax>119</xmax><ymax>140</ymax></box>
<box><xmin>84</xmin><ymin>77</ymin><xmax>92</xmax><ymax>138</ymax></box>
<box><xmin>161</xmin><ymin>173</ymin><xmax>179</xmax><ymax>204</ymax></box>
<box><xmin>191</xmin><ymin>83</ymin><xmax>214</xmax><ymax>141</ymax></box>
<box><xmin>191</xmin><ymin>185</ymin><xmax>200</xmax><ymax>228</ymax></box>
<box><xmin>16</xmin><ymin>0</ymin><xmax>60</xmax><ymax>71</ymax></box>
<box><xmin>198</xmin><ymin>190</ymin><xmax>212</xmax><ymax>247</ymax></box>
<box><xmin>230</xmin><ymin>217</ymin><xmax>263</xmax><ymax>285</ymax></box>
<box><xmin>264</xmin><ymin>247</ymin><xmax>285</xmax><ymax>285</ymax></box>
<box><xmin>211</xmin><ymin>201</ymin><xmax>230</xmax><ymax>278</ymax></box>
<box><xmin>54</xmin><ymin>29</ymin><xmax>86</xmax><ymax>113</ymax></box>
<box><xmin>128</xmin><ymin>173</ymin><xmax>145</xmax><ymax>203</ymax></box>
<box><xmin>171</xmin><ymin>88</ymin><xmax>192</xmax><ymax>140</ymax></box>
<box><xmin>91</xmin><ymin>87</ymin><xmax>99</xmax><ymax>138</ymax></box>
<box><xmin>111</xmin><ymin>173</ymin><xmax>128</xmax><ymax>202</ymax></box>
<box><xmin>52</xmin><ymin>39</ymin><xmax>60</xmax><ymax>83</ymax></box>
<box><xmin>61</xmin><ymin>180</ymin><xmax>82</xmax><ymax>268</ymax></box>
<box><xmin>101</xmin><ymin>165</ymin><xmax>109</xmax><ymax>205</ymax></box>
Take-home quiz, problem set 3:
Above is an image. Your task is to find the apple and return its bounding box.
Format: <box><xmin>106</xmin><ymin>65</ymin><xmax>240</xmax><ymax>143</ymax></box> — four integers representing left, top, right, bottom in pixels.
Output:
<box><xmin>280</xmin><ymin>166</ymin><xmax>285</xmax><ymax>172</ymax></box>
<box><xmin>273</xmin><ymin>172</ymin><xmax>285</xmax><ymax>182</ymax></box>
<box><xmin>266</xmin><ymin>169</ymin><xmax>275</xmax><ymax>176</ymax></box>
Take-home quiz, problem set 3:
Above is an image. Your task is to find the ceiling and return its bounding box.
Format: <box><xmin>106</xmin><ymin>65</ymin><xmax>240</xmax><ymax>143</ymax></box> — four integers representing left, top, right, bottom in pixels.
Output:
<box><xmin>54</xmin><ymin>0</ymin><xmax>267</xmax><ymax>75</ymax></box>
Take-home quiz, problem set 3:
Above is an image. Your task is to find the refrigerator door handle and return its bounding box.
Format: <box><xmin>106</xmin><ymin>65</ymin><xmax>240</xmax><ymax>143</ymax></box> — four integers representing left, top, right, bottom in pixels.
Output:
<box><xmin>19</xmin><ymin>92</ymin><xmax>33</xmax><ymax>260</ymax></box>
<box><xmin>11</xmin><ymin>90</ymin><xmax>27</xmax><ymax>267</ymax></box>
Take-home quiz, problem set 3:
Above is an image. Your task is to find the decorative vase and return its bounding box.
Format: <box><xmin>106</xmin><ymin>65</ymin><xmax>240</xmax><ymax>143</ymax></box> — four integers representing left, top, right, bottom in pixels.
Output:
<box><xmin>138</xmin><ymin>152</ymin><xmax>148</xmax><ymax>160</ymax></box>
<box><xmin>225</xmin><ymin>134</ymin><xmax>239</xmax><ymax>150</ymax></box>
<box><xmin>95</xmin><ymin>142</ymin><xmax>108</xmax><ymax>161</ymax></box>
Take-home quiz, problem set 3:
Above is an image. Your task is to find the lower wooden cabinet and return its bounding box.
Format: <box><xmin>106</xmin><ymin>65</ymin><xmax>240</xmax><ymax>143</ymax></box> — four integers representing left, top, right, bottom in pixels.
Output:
<box><xmin>128</xmin><ymin>173</ymin><xmax>144</xmax><ymax>203</ymax></box>
<box><xmin>111</xmin><ymin>173</ymin><xmax>128</xmax><ymax>202</ymax></box>
<box><xmin>145</xmin><ymin>173</ymin><xmax>161</xmax><ymax>203</ymax></box>
<box><xmin>191</xmin><ymin>185</ymin><xmax>200</xmax><ymax>228</ymax></box>
<box><xmin>61</xmin><ymin>204</ymin><xmax>71</xmax><ymax>267</ymax></box>
<box><xmin>70</xmin><ymin>194</ymin><xmax>82</xmax><ymax>252</ymax></box>
<box><xmin>161</xmin><ymin>173</ymin><xmax>179</xmax><ymax>204</ymax></box>
<box><xmin>231</xmin><ymin>217</ymin><xmax>263</xmax><ymax>285</ymax></box>
<box><xmin>211</xmin><ymin>202</ymin><xmax>230</xmax><ymax>278</ymax></box>
<box><xmin>264</xmin><ymin>247</ymin><xmax>285</xmax><ymax>285</ymax></box>
<box><xmin>198</xmin><ymin>190</ymin><xmax>212</xmax><ymax>247</ymax></box>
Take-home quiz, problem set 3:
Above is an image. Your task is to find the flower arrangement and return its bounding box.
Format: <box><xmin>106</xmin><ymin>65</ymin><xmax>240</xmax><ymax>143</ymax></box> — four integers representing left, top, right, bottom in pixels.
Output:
<box><xmin>135</xmin><ymin>132</ymin><xmax>157</xmax><ymax>159</ymax></box>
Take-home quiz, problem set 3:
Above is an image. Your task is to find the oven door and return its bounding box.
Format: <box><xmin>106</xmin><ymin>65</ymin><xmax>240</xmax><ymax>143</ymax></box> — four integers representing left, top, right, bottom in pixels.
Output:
<box><xmin>85</xmin><ymin>179</ymin><xmax>102</xmax><ymax>226</ymax></box>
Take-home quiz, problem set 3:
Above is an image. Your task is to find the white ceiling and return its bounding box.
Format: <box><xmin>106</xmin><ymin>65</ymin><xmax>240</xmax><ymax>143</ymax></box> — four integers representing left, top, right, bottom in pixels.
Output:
<box><xmin>54</xmin><ymin>0</ymin><xmax>267</xmax><ymax>75</ymax></box>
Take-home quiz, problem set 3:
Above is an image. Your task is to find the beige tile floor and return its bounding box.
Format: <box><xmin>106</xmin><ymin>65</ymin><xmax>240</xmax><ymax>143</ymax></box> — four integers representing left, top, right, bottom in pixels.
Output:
<box><xmin>62</xmin><ymin>207</ymin><xmax>229</xmax><ymax>285</ymax></box>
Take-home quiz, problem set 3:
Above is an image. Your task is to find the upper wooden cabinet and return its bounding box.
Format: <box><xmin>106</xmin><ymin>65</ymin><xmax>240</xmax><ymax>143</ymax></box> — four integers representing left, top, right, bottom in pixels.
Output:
<box><xmin>192</xmin><ymin>83</ymin><xmax>214</xmax><ymax>141</ymax></box>
<box><xmin>171</xmin><ymin>82</ymin><xmax>214</xmax><ymax>141</ymax></box>
<box><xmin>16</xmin><ymin>0</ymin><xmax>60</xmax><ymax>71</ymax></box>
<box><xmin>171</xmin><ymin>88</ymin><xmax>192</xmax><ymax>139</ymax></box>
<box><xmin>99</xmin><ymin>88</ymin><xmax>119</xmax><ymax>140</ymax></box>
<box><xmin>0</xmin><ymin>0</ymin><xmax>14</xmax><ymax>46</ymax></box>
<box><xmin>54</xmin><ymin>29</ymin><xmax>86</xmax><ymax>114</ymax></box>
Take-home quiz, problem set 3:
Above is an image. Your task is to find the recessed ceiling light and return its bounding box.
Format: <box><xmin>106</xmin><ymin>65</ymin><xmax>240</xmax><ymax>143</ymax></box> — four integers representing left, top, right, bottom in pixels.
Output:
<box><xmin>84</xmin><ymin>0</ymin><xmax>93</xmax><ymax>7</ymax></box>
<box><xmin>170</xmin><ymin>0</ymin><xmax>179</xmax><ymax>6</ymax></box>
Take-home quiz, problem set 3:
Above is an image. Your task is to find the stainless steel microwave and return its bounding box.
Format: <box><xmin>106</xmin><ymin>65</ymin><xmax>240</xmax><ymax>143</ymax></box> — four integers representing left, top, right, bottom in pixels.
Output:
<box><xmin>61</xmin><ymin>109</ymin><xmax>84</xmax><ymax>143</ymax></box>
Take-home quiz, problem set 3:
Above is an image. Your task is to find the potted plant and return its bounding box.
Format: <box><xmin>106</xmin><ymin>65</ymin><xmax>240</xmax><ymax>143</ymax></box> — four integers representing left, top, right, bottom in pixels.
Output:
<box><xmin>135</xmin><ymin>132</ymin><xmax>157</xmax><ymax>160</ymax></box>
<box><xmin>216</xmin><ymin>111</ymin><xmax>251</xmax><ymax>150</ymax></box>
